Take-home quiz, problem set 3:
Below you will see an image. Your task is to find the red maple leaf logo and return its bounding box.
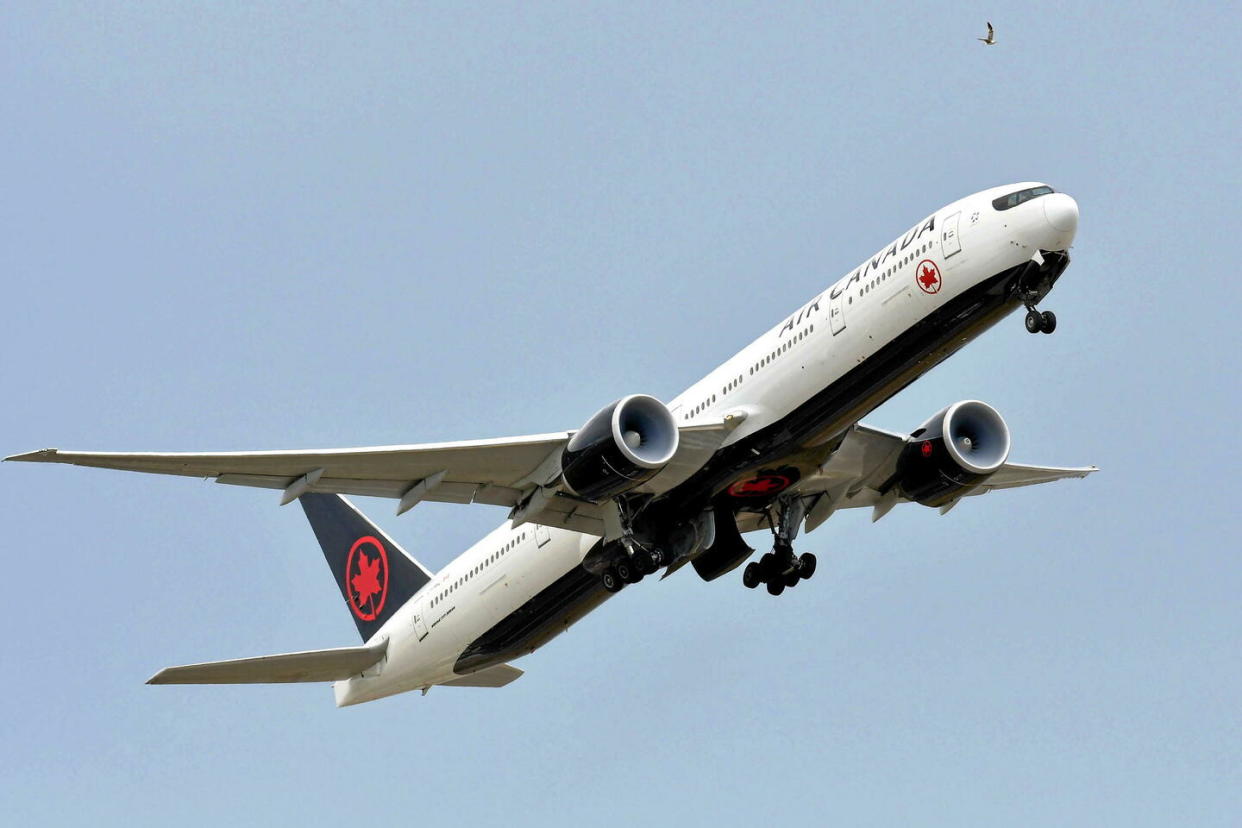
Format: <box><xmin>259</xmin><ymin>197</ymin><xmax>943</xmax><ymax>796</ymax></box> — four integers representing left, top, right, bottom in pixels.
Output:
<box><xmin>351</xmin><ymin>550</ymin><xmax>383</xmax><ymax>609</ymax></box>
<box><xmin>919</xmin><ymin>264</ymin><xmax>939</xmax><ymax>290</ymax></box>
<box><xmin>345</xmin><ymin>536</ymin><xmax>389</xmax><ymax>621</ymax></box>
<box><xmin>729</xmin><ymin>473</ymin><xmax>794</xmax><ymax>497</ymax></box>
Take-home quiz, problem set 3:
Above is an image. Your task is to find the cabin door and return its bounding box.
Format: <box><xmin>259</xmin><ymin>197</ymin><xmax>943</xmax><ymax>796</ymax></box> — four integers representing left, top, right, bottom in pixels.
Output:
<box><xmin>940</xmin><ymin>211</ymin><xmax>962</xmax><ymax>260</ymax></box>
<box><xmin>829</xmin><ymin>290</ymin><xmax>847</xmax><ymax>335</ymax></box>
<box><xmin>412</xmin><ymin>600</ymin><xmax>429</xmax><ymax>640</ymax></box>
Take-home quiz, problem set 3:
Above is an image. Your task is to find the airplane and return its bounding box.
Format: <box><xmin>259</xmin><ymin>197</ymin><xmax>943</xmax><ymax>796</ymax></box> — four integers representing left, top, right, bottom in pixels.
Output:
<box><xmin>8</xmin><ymin>181</ymin><xmax>1095</xmax><ymax>706</ymax></box>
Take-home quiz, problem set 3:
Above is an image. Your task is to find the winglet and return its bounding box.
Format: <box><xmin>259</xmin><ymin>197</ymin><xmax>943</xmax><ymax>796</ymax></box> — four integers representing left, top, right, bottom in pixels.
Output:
<box><xmin>4</xmin><ymin>448</ymin><xmax>60</xmax><ymax>462</ymax></box>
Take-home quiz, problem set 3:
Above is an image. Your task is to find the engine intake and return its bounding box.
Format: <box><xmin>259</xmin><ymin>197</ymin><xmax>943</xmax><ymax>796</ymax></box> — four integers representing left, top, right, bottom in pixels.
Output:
<box><xmin>895</xmin><ymin>400</ymin><xmax>1011</xmax><ymax>507</ymax></box>
<box><xmin>561</xmin><ymin>395</ymin><xmax>679</xmax><ymax>502</ymax></box>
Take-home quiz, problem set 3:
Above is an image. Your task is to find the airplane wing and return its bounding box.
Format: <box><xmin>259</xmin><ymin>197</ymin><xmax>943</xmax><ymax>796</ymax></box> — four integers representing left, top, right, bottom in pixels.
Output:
<box><xmin>6</xmin><ymin>420</ymin><xmax>734</xmax><ymax>536</ymax></box>
<box><xmin>775</xmin><ymin>423</ymin><xmax>1096</xmax><ymax>533</ymax></box>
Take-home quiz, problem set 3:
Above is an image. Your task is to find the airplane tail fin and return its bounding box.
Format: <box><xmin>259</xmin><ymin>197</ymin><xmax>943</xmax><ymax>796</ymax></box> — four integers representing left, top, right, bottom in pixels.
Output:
<box><xmin>299</xmin><ymin>493</ymin><xmax>433</xmax><ymax>642</ymax></box>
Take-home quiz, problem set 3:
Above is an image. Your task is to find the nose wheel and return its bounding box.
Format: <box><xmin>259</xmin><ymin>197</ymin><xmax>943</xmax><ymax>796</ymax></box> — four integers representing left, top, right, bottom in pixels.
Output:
<box><xmin>1024</xmin><ymin>308</ymin><xmax>1056</xmax><ymax>334</ymax></box>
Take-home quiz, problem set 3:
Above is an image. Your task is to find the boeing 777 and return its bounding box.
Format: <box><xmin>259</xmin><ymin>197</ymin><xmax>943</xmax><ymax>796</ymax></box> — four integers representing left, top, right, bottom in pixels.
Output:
<box><xmin>8</xmin><ymin>181</ymin><xmax>1095</xmax><ymax>705</ymax></box>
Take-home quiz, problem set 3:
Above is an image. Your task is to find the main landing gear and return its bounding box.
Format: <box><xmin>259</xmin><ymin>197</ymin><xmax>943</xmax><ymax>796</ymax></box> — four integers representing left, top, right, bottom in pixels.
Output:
<box><xmin>601</xmin><ymin>545</ymin><xmax>665</xmax><ymax>593</ymax></box>
<box><xmin>599</xmin><ymin>506</ymin><xmax>667</xmax><ymax>594</ymax></box>
<box><xmin>742</xmin><ymin>497</ymin><xmax>816</xmax><ymax>596</ymax></box>
<box><xmin>743</xmin><ymin>544</ymin><xmax>816</xmax><ymax>596</ymax></box>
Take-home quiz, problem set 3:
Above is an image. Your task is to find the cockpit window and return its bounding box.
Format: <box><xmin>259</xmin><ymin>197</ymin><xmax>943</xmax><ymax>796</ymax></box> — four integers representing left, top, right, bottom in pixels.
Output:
<box><xmin>992</xmin><ymin>186</ymin><xmax>1054</xmax><ymax>211</ymax></box>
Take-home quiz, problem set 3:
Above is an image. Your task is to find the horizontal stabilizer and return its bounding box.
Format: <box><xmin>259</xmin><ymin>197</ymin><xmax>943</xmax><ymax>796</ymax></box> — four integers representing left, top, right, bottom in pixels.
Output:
<box><xmin>147</xmin><ymin>643</ymin><xmax>386</xmax><ymax>685</ymax></box>
<box><xmin>440</xmin><ymin>663</ymin><xmax>524</xmax><ymax>688</ymax></box>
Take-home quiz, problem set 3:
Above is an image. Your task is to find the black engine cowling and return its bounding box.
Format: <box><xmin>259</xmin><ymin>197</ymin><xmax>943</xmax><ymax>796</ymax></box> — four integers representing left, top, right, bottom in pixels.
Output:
<box><xmin>894</xmin><ymin>400</ymin><xmax>1011</xmax><ymax>507</ymax></box>
<box><xmin>561</xmin><ymin>395</ymin><xmax>679</xmax><ymax>502</ymax></box>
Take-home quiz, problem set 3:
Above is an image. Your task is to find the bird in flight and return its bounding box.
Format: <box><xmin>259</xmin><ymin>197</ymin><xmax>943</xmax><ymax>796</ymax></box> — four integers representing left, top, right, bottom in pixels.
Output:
<box><xmin>978</xmin><ymin>21</ymin><xmax>996</xmax><ymax>45</ymax></box>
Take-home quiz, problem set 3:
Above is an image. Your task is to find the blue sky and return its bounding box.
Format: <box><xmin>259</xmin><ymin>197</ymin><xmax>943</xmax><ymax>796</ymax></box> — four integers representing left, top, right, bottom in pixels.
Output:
<box><xmin>2</xmin><ymin>2</ymin><xmax>1238</xmax><ymax>825</ymax></box>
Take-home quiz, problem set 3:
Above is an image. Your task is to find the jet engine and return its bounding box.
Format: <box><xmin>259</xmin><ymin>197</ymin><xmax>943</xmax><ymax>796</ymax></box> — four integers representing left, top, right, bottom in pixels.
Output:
<box><xmin>561</xmin><ymin>395</ymin><xmax>679</xmax><ymax>502</ymax></box>
<box><xmin>894</xmin><ymin>400</ymin><xmax>1011</xmax><ymax>507</ymax></box>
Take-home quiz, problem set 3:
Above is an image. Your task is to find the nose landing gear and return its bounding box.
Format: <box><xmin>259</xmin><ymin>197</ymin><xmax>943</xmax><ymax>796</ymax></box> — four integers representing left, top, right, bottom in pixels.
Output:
<box><xmin>1024</xmin><ymin>308</ymin><xmax>1056</xmax><ymax>334</ymax></box>
<box><xmin>743</xmin><ymin>497</ymin><xmax>817</xmax><ymax>596</ymax></box>
<box><xmin>1017</xmin><ymin>249</ymin><xmax>1066</xmax><ymax>335</ymax></box>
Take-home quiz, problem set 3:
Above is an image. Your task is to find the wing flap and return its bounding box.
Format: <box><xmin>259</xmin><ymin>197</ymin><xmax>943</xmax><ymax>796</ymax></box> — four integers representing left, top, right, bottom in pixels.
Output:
<box><xmin>147</xmin><ymin>643</ymin><xmax>386</xmax><ymax>685</ymax></box>
<box><xmin>214</xmin><ymin>473</ymin><xmax>526</xmax><ymax>506</ymax></box>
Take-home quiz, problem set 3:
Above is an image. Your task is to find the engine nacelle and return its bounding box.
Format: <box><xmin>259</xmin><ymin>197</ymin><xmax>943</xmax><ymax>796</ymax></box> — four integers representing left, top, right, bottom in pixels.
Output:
<box><xmin>561</xmin><ymin>395</ymin><xmax>679</xmax><ymax>502</ymax></box>
<box><xmin>895</xmin><ymin>400</ymin><xmax>1011</xmax><ymax>507</ymax></box>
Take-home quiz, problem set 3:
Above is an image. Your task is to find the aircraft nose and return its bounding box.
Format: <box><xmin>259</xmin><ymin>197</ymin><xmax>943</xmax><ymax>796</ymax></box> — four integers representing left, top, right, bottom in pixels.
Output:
<box><xmin>1043</xmin><ymin>193</ymin><xmax>1079</xmax><ymax>236</ymax></box>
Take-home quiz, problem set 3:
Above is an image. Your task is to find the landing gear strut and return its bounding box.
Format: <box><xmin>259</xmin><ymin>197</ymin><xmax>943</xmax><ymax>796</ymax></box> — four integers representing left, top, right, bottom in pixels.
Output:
<box><xmin>743</xmin><ymin>497</ymin><xmax>817</xmax><ymax>596</ymax></box>
<box><xmin>1017</xmin><ymin>249</ymin><xmax>1062</xmax><ymax>335</ymax></box>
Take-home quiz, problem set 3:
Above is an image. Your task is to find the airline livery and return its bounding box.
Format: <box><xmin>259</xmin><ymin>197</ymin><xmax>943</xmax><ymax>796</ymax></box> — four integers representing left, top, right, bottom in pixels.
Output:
<box><xmin>9</xmin><ymin>182</ymin><xmax>1095</xmax><ymax>706</ymax></box>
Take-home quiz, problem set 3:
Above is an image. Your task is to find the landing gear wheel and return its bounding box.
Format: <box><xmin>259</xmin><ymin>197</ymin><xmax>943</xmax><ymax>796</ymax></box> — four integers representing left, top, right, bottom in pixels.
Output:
<box><xmin>759</xmin><ymin>552</ymin><xmax>778</xmax><ymax>578</ymax></box>
<box><xmin>784</xmin><ymin>570</ymin><xmax>800</xmax><ymax>588</ymax></box>
<box><xmin>601</xmin><ymin>568</ymin><xmax>622</xmax><ymax>593</ymax></box>
<box><xmin>1025</xmin><ymin>309</ymin><xmax>1043</xmax><ymax>334</ymax></box>
<box><xmin>645</xmin><ymin>546</ymin><xmax>665</xmax><ymax>573</ymax></box>
<box><xmin>766</xmin><ymin>578</ymin><xmax>785</xmax><ymax>596</ymax></box>
<box><xmin>1040</xmin><ymin>310</ymin><xmax>1057</xmax><ymax>334</ymax></box>
<box><xmin>798</xmin><ymin>553</ymin><xmax>817</xmax><ymax>580</ymax></box>
<box><xmin>633</xmin><ymin>549</ymin><xmax>657</xmax><ymax>575</ymax></box>
<box><xmin>742</xmin><ymin>562</ymin><xmax>762</xmax><ymax>589</ymax></box>
<box><xmin>615</xmin><ymin>559</ymin><xmax>635</xmax><ymax>584</ymax></box>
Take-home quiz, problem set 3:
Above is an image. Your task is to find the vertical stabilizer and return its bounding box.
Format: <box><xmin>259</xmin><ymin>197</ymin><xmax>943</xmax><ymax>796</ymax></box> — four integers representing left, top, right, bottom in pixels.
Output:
<box><xmin>299</xmin><ymin>493</ymin><xmax>432</xmax><ymax>642</ymax></box>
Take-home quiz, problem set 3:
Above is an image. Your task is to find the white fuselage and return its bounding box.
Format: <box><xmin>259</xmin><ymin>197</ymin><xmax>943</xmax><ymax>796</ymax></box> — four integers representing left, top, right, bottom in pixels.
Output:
<box><xmin>335</xmin><ymin>183</ymin><xmax>1078</xmax><ymax>706</ymax></box>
